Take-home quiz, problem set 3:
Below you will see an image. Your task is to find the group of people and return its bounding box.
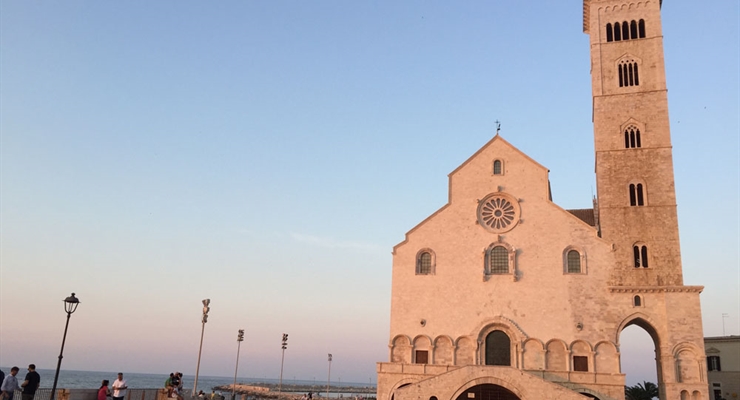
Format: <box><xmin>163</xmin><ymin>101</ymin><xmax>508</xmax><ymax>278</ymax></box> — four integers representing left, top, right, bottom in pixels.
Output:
<box><xmin>97</xmin><ymin>373</ymin><xmax>128</xmax><ymax>400</ymax></box>
<box><xmin>1</xmin><ymin>364</ymin><xmax>40</xmax><ymax>400</ymax></box>
<box><xmin>165</xmin><ymin>372</ymin><xmax>184</xmax><ymax>400</ymax></box>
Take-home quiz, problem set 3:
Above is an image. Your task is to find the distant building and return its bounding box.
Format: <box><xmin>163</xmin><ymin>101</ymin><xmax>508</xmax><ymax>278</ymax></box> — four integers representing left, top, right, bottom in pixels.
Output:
<box><xmin>705</xmin><ymin>336</ymin><xmax>740</xmax><ymax>400</ymax></box>
<box><xmin>376</xmin><ymin>1</ymin><xmax>710</xmax><ymax>400</ymax></box>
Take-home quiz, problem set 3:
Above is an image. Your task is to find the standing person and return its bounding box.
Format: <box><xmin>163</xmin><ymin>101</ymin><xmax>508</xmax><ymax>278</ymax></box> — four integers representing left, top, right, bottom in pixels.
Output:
<box><xmin>111</xmin><ymin>373</ymin><xmax>128</xmax><ymax>400</ymax></box>
<box><xmin>98</xmin><ymin>381</ymin><xmax>111</xmax><ymax>400</ymax></box>
<box><xmin>20</xmin><ymin>365</ymin><xmax>40</xmax><ymax>400</ymax></box>
<box><xmin>1</xmin><ymin>367</ymin><xmax>22</xmax><ymax>400</ymax></box>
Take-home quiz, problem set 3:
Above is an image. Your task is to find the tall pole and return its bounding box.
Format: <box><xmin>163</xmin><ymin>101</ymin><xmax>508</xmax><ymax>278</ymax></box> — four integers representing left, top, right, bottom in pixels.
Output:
<box><xmin>279</xmin><ymin>333</ymin><xmax>288</xmax><ymax>395</ymax></box>
<box><xmin>51</xmin><ymin>293</ymin><xmax>80</xmax><ymax>400</ymax></box>
<box><xmin>232</xmin><ymin>329</ymin><xmax>244</xmax><ymax>400</ymax></box>
<box><xmin>326</xmin><ymin>354</ymin><xmax>332</xmax><ymax>399</ymax></box>
<box><xmin>193</xmin><ymin>299</ymin><xmax>211</xmax><ymax>397</ymax></box>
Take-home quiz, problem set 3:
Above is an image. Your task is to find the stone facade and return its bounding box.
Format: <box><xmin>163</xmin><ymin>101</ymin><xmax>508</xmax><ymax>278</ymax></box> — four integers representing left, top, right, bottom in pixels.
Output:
<box><xmin>376</xmin><ymin>1</ymin><xmax>709</xmax><ymax>400</ymax></box>
<box><xmin>705</xmin><ymin>336</ymin><xmax>740</xmax><ymax>400</ymax></box>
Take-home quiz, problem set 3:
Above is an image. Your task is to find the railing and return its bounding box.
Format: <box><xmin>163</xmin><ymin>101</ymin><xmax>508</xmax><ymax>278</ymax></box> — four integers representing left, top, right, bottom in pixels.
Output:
<box><xmin>10</xmin><ymin>389</ymin><xmax>164</xmax><ymax>400</ymax></box>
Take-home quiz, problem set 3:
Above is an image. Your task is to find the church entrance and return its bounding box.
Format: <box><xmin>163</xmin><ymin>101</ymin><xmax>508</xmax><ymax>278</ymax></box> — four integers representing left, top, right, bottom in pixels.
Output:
<box><xmin>484</xmin><ymin>330</ymin><xmax>511</xmax><ymax>366</ymax></box>
<box><xmin>455</xmin><ymin>384</ymin><xmax>520</xmax><ymax>400</ymax></box>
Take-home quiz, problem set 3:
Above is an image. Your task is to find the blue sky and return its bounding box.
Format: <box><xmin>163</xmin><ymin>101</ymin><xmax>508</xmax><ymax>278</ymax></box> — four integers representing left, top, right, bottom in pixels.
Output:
<box><xmin>1</xmin><ymin>0</ymin><xmax>738</xmax><ymax>387</ymax></box>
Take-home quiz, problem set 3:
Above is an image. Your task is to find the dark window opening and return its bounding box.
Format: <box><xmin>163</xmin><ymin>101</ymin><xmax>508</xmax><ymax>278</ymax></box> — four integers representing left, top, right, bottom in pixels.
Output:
<box><xmin>636</xmin><ymin>183</ymin><xmax>644</xmax><ymax>206</ymax></box>
<box><xmin>633</xmin><ymin>245</ymin><xmax>649</xmax><ymax>268</ymax></box>
<box><xmin>493</xmin><ymin>160</ymin><xmax>502</xmax><ymax>175</ymax></box>
<box><xmin>634</xmin><ymin>295</ymin><xmax>642</xmax><ymax>307</ymax></box>
<box><xmin>485</xmin><ymin>330</ymin><xmax>511</xmax><ymax>366</ymax></box>
<box><xmin>622</xmin><ymin>21</ymin><xmax>629</xmax><ymax>41</ymax></box>
<box><xmin>418</xmin><ymin>252</ymin><xmax>432</xmax><ymax>274</ymax></box>
<box><xmin>629</xmin><ymin>184</ymin><xmax>637</xmax><ymax>206</ymax></box>
<box><xmin>415</xmin><ymin>350</ymin><xmax>428</xmax><ymax>364</ymax></box>
<box><xmin>638</xmin><ymin>19</ymin><xmax>646</xmax><ymax>38</ymax></box>
<box><xmin>573</xmin><ymin>356</ymin><xmax>589</xmax><ymax>372</ymax></box>
<box><xmin>630</xmin><ymin>21</ymin><xmax>638</xmax><ymax>40</ymax></box>
<box><xmin>707</xmin><ymin>356</ymin><xmax>721</xmax><ymax>371</ymax></box>
<box><xmin>567</xmin><ymin>250</ymin><xmax>581</xmax><ymax>273</ymax></box>
<box><xmin>619</xmin><ymin>61</ymin><xmax>640</xmax><ymax>87</ymax></box>
<box><xmin>489</xmin><ymin>246</ymin><xmax>509</xmax><ymax>274</ymax></box>
<box><xmin>606</xmin><ymin>23</ymin><xmax>613</xmax><ymax>42</ymax></box>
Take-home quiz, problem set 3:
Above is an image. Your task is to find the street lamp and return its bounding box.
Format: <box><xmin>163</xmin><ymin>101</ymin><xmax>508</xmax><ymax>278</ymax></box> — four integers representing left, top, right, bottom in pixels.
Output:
<box><xmin>50</xmin><ymin>293</ymin><xmax>80</xmax><ymax>400</ymax></box>
<box><xmin>193</xmin><ymin>299</ymin><xmax>211</xmax><ymax>396</ymax></box>
<box><xmin>326</xmin><ymin>354</ymin><xmax>332</xmax><ymax>399</ymax></box>
<box><xmin>232</xmin><ymin>329</ymin><xmax>245</xmax><ymax>400</ymax></box>
<box><xmin>278</xmin><ymin>334</ymin><xmax>288</xmax><ymax>394</ymax></box>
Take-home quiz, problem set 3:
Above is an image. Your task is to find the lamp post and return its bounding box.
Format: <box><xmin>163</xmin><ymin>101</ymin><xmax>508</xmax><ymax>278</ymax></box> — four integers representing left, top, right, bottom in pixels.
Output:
<box><xmin>193</xmin><ymin>299</ymin><xmax>211</xmax><ymax>397</ymax></box>
<box><xmin>232</xmin><ymin>329</ymin><xmax>244</xmax><ymax>400</ymax></box>
<box><xmin>326</xmin><ymin>354</ymin><xmax>332</xmax><ymax>399</ymax></box>
<box><xmin>278</xmin><ymin>333</ymin><xmax>288</xmax><ymax>394</ymax></box>
<box><xmin>50</xmin><ymin>293</ymin><xmax>80</xmax><ymax>400</ymax></box>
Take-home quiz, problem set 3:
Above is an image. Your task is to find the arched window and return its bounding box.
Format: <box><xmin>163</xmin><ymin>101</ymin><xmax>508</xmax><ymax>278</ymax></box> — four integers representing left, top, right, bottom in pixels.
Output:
<box><xmin>629</xmin><ymin>183</ymin><xmax>646</xmax><ymax>206</ymax></box>
<box><xmin>567</xmin><ymin>250</ymin><xmax>581</xmax><ymax>273</ymax></box>
<box><xmin>484</xmin><ymin>330</ymin><xmax>511</xmax><ymax>366</ymax></box>
<box><xmin>489</xmin><ymin>246</ymin><xmax>509</xmax><ymax>274</ymax></box>
<box><xmin>614</xmin><ymin>22</ymin><xmax>622</xmax><ymax>41</ymax></box>
<box><xmin>638</xmin><ymin>19</ymin><xmax>646</xmax><ymax>38</ymax></box>
<box><xmin>416</xmin><ymin>250</ymin><xmax>435</xmax><ymax>275</ymax></box>
<box><xmin>618</xmin><ymin>59</ymin><xmax>640</xmax><ymax>87</ymax></box>
<box><xmin>493</xmin><ymin>159</ymin><xmax>503</xmax><ymax>175</ymax></box>
<box><xmin>630</xmin><ymin>20</ymin><xmax>638</xmax><ymax>40</ymax></box>
<box><xmin>606</xmin><ymin>23</ymin><xmax>613</xmax><ymax>42</ymax></box>
<box><xmin>622</xmin><ymin>21</ymin><xmax>629</xmax><ymax>41</ymax></box>
<box><xmin>624</xmin><ymin>126</ymin><xmax>642</xmax><ymax>148</ymax></box>
<box><xmin>633</xmin><ymin>244</ymin><xmax>649</xmax><ymax>268</ymax></box>
<box><xmin>633</xmin><ymin>295</ymin><xmax>642</xmax><ymax>307</ymax></box>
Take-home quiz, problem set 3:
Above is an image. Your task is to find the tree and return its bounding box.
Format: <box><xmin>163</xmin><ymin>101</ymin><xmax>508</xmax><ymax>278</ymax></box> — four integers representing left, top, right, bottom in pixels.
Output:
<box><xmin>625</xmin><ymin>381</ymin><xmax>659</xmax><ymax>400</ymax></box>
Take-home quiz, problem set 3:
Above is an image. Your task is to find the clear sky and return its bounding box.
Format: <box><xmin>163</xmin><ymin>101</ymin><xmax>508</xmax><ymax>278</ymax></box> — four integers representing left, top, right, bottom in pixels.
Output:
<box><xmin>1</xmin><ymin>0</ymin><xmax>738</xmax><ymax>387</ymax></box>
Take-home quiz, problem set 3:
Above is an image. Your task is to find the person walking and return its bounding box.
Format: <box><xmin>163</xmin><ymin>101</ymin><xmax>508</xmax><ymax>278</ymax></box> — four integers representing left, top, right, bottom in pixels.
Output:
<box><xmin>97</xmin><ymin>381</ymin><xmax>111</xmax><ymax>400</ymax></box>
<box><xmin>111</xmin><ymin>373</ymin><xmax>128</xmax><ymax>400</ymax></box>
<box><xmin>1</xmin><ymin>367</ymin><xmax>22</xmax><ymax>400</ymax></box>
<box><xmin>20</xmin><ymin>365</ymin><xmax>40</xmax><ymax>400</ymax></box>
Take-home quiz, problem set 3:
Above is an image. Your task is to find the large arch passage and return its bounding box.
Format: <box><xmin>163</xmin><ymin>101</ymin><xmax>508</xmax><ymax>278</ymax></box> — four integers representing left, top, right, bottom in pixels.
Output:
<box><xmin>619</xmin><ymin>317</ymin><xmax>661</xmax><ymax>390</ymax></box>
<box><xmin>454</xmin><ymin>384</ymin><xmax>520</xmax><ymax>400</ymax></box>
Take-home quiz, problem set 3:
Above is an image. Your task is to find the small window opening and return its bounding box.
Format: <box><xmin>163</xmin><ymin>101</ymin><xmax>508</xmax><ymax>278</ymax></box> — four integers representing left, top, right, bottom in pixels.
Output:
<box><xmin>415</xmin><ymin>350</ymin><xmax>429</xmax><ymax>364</ymax></box>
<box><xmin>629</xmin><ymin>184</ymin><xmax>637</xmax><ymax>206</ymax></box>
<box><xmin>614</xmin><ymin>22</ymin><xmax>622</xmax><ymax>41</ymax></box>
<box><xmin>489</xmin><ymin>246</ymin><xmax>509</xmax><ymax>274</ymax></box>
<box><xmin>606</xmin><ymin>23</ymin><xmax>613</xmax><ymax>42</ymax></box>
<box><xmin>567</xmin><ymin>250</ymin><xmax>581</xmax><ymax>273</ymax></box>
<box><xmin>634</xmin><ymin>295</ymin><xmax>642</xmax><ymax>307</ymax></box>
<box><xmin>707</xmin><ymin>356</ymin><xmax>721</xmax><ymax>371</ymax></box>
<box><xmin>418</xmin><ymin>252</ymin><xmax>432</xmax><ymax>274</ymax></box>
<box><xmin>493</xmin><ymin>160</ymin><xmax>502</xmax><ymax>175</ymax></box>
<box><xmin>638</xmin><ymin>19</ymin><xmax>646</xmax><ymax>38</ymax></box>
<box><xmin>630</xmin><ymin>20</ymin><xmax>638</xmax><ymax>40</ymax></box>
<box><xmin>622</xmin><ymin>21</ymin><xmax>629</xmax><ymax>41</ymax></box>
<box><xmin>636</xmin><ymin>183</ymin><xmax>644</xmax><ymax>205</ymax></box>
<box><xmin>634</xmin><ymin>245</ymin><xmax>649</xmax><ymax>268</ymax></box>
<box><xmin>573</xmin><ymin>356</ymin><xmax>589</xmax><ymax>372</ymax></box>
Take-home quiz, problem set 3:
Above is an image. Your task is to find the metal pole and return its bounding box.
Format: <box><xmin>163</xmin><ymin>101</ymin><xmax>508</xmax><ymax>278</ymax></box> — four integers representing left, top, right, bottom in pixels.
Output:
<box><xmin>279</xmin><ymin>347</ymin><xmax>285</xmax><ymax>394</ymax></box>
<box><xmin>193</xmin><ymin>299</ymin><xmax>210</xmax><ymax>397</ymax></box>
<box><xmin>326</xmin><ymin>354</ymin><xmax>332</xmax><ymax>399</ymax></box>
<box><xmin>50</xmin><ymin>312</ymin><xmax>72</xmax><ymax>400</ymax></box>
<box><xmin>193</xmin><ymin>321</ymin><xmax>206</xmax><ymax>396</ymax></box>
<box><xmin>232</xmin><ymin>330</ymin><xmax>244</xmax><ymax>400</ymax></box>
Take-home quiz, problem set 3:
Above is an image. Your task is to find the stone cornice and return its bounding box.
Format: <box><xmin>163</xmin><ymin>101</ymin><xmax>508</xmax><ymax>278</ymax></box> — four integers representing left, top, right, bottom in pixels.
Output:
<box><xmin>608</xmin><ymin>285</ymin><xmax>704</xmax><ymax>293</ymax></box>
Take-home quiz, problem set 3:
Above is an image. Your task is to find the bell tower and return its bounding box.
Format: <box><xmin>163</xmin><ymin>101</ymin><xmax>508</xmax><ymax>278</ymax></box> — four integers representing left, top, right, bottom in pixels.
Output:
<box><xmin>585</xmin><ymin>0</ymin><xmax>683</xmax><ymax>287</ymax></box>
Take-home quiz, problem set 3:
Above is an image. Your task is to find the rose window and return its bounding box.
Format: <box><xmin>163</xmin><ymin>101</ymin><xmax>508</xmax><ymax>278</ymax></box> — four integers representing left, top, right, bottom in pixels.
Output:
<box><xmin>477</xmin><ymin>193</ymin><xmax>521</xmax><ymax>233</ymax></box>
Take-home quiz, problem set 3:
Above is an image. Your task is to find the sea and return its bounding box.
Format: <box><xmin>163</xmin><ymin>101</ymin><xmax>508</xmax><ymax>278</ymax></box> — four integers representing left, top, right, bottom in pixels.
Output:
<box><xmin>0</xmin><ymin>368</ymin><xmax>374</xmax><ymax>397</ymax></box>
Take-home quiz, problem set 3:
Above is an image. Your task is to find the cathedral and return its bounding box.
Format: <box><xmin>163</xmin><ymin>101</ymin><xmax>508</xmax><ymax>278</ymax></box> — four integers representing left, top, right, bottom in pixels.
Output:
<box><xmin>376</xmin><ymin>1</ymin><xmax>709</xmax><ymax>400</ymax></box>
